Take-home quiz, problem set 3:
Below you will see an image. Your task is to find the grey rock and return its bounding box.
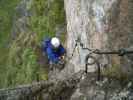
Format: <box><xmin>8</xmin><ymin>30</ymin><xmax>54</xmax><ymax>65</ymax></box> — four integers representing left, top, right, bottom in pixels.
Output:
<box><xmin>64</xmin><ymin>0</ymin><xmax>133</xmax><ymax>100</ymax></box>
<box><xmin>0</xmin><ymin>70</ymin><xmax>84</xmax><ymax>100</ymax></box>
<box><xmin>65</xmin><ymin>0</ymin><xmax>133</xmax><ymax>75</ymax></box>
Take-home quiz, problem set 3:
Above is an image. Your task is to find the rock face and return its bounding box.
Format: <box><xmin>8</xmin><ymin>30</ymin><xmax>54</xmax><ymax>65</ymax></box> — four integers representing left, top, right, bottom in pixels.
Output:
<box><xmin>0</xmin><ymin>70</ymin><xmax>84</xmax><ymax>100</ymax></box>
<box><xmin>64</xmin><ymin>0</ymin><xmax>133</xmax><ymax>100</ymax></box>
<box><xmin>65</xmin><ymin>0</ymin><xmax>133</xmax><ymax>76</ymax></box>
<box><xmin>71</xmin><ymin>75</ymin><xmax>133</xmax><ymax>100</ymax></box>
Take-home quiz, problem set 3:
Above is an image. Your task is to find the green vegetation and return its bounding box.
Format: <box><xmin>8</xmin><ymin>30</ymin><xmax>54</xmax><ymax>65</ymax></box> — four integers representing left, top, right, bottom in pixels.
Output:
<box><xmin>0</xmin><ymin>0</ymin><xmax>65</xmax><ymax>88</ymax></box>
<box><xmin>0</xmin><ymin>0</ymin><xmax>20</xmax><ymax>88</ymax></box>
<box><xmin>0</xmin><ymin>0</ymin><xmax>19</xmax><ymax>40</ymax></box>
<box><xmin>4</xmin><ymin>33</ymin><xmax>38</xmax><ymax>87</ymax></box>
<box><xmin>3</xmin><ymin>32</ymin><xmax>49</xmax><ymax>87</ymax></box>
<box><xmin>29</xmin><ymin>0</ymin><xmax>66</xmax><ymax>43</ymax></box>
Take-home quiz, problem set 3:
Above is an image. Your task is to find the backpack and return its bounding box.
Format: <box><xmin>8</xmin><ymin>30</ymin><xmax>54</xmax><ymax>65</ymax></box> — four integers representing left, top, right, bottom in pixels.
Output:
<box><xmin>42</xmin><ymin>37</ymin><xmax>51</xmax><ymax>52</ymax></box>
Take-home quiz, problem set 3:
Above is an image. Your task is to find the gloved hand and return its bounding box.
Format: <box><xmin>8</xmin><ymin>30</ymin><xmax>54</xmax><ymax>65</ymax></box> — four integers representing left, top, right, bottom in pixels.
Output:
<box><xmin>59</xmin><ymin>55</ymin><xmax>65</xmax><ymax>60</ymax></box>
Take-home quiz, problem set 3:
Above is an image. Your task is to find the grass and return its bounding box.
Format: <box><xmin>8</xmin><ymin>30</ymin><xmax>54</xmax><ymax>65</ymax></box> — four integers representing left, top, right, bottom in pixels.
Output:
<box><xmin>0</xmin><ymin>0</ymin><xmax>66</xmax><ymax>88</ymax></box>
<box><xmin>0</xmin><ymin>0</ymin><xmax>20</xmax><ymax>88</ymax></box>
<box><xmin>29</xmin><ymin>0</ymin><xmax>66</xmax><ymax>42</ymax></box>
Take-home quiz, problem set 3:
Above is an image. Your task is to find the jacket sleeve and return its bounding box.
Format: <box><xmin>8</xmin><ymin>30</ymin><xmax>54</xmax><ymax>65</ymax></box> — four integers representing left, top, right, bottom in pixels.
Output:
<box><xmin>59</xmin><ymin>45</ymin><xmax>66</xmax><ymax>56</ymax></box>
<box><xmin>46</xmin><ymin>47</ymin><xmax>59</xmax><ymax>63</ymax></box>
<box><xmin>42</xmin><ymin>38</ymin><xmax>51</xmax><ymax>52</ymax></box>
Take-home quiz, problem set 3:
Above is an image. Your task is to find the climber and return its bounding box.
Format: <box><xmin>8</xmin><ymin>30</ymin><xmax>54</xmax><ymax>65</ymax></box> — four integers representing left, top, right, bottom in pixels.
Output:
<box><xmin>42</xmin><ymin>37</ymin><xmax>66</xmax><ymax>65</ymax></box>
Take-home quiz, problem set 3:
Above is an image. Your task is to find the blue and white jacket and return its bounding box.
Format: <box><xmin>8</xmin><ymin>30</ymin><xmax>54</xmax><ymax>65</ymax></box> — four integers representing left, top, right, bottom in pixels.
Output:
<box><xmin>42</xmin><ymin>38</ymin><xmax>66</xmax><ymax>63</ymax></box>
